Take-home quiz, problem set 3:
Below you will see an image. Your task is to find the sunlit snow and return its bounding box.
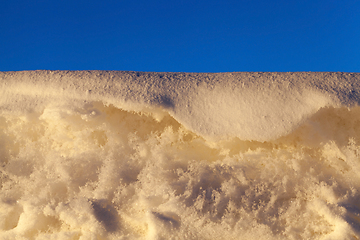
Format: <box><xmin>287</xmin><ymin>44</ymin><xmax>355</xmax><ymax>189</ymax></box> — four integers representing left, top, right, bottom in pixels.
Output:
<box><xmin>1</xmin><ymin>71</ymin><xmax>360</xmax><ymax>239</ymax></box>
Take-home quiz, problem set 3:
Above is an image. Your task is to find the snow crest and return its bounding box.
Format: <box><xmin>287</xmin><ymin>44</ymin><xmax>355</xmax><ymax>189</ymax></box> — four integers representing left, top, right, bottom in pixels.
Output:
<box><xmin>1</xmin><ymin>71</ymin><xmax>360</xmax><ymax>141</ymax></box>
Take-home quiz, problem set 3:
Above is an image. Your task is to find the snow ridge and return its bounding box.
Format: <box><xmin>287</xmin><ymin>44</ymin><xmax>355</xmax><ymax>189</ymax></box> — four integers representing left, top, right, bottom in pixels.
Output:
<box><xmin>1</xmin><ymin>71</ymin><xmax>360</xmax><ymax>141</ymax></box>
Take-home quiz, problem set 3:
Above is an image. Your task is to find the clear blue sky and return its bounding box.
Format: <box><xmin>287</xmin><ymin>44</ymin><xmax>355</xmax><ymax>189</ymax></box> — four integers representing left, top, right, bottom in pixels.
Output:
<box><xmin>1</xmin><ymin>0</ymin><xmax>359</xmax><ymax>72</ymax></box>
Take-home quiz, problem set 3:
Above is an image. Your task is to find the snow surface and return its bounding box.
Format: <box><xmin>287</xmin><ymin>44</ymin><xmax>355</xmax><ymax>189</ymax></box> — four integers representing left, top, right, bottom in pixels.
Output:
<box><xmin>1</xmin><ymin>71</ymin><xmax>360</xmax><ymax>239</ymax></box>
<box><xmin>2</xmin><ymin>71</ymin><xmax>360</xmax><ymax>141</ymax></box>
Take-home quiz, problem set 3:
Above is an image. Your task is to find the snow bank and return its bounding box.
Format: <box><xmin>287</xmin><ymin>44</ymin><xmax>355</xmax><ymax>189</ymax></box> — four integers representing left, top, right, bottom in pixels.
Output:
<box><xmin>2</xmin><ymin>71</ymin><xmax>359</xmax><ymax>141</ymax></box>
<box><xmin>1</xmin><ymin>71</ymin><xmax>360</xmax><ymax>239</ymax></box>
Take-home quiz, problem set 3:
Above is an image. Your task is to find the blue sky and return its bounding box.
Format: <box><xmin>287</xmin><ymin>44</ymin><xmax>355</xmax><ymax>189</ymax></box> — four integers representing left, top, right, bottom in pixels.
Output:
<box><xmin>1</xmin><ymin>0</ymin><xmax>359</xmax><ymax>72</ymax></box>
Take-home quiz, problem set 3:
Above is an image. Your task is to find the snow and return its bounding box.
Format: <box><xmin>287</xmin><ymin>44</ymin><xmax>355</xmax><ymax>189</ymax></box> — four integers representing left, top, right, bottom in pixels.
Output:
<box><xmin>0</xmin><ymin>70</ymin><xmax>360</xmax><ymax>239</ymax></box>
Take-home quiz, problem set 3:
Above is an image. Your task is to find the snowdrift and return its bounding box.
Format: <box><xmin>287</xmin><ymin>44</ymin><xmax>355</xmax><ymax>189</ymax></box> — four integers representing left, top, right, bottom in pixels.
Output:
<box><xmin>1</xmin><ymin>71</ymin><xmax>360</xmax><ymax>239</ymax></box>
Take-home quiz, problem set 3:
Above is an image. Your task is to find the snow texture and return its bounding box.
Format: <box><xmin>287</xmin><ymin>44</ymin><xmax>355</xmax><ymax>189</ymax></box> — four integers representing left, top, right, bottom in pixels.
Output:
<box><xmin>1</xmin><ymin>71</ymin><xmax>360</xmax><ymax>239</ymax></box>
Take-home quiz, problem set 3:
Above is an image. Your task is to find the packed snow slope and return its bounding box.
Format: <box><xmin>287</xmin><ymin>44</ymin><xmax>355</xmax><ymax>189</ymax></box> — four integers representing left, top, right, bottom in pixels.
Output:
<box><xmin>1</xmin><ymin>70</ymin><xmax>360</xmax><ymax>239</ymax></box>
